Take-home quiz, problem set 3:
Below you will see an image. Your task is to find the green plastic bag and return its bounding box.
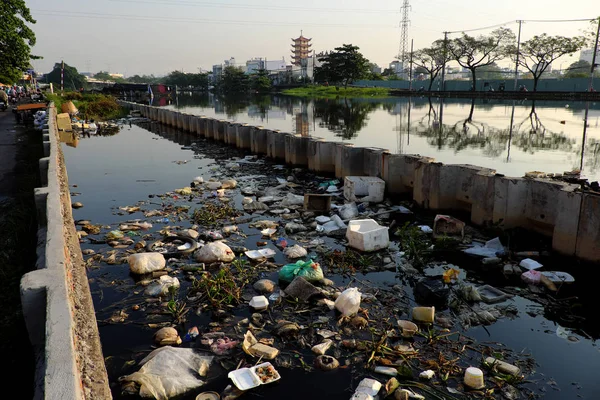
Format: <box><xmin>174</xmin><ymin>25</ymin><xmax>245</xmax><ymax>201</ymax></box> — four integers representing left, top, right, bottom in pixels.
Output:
<box><xmin>278</xmin><ymin>259</ymin><xmax>324</xmax><ymax>283</ymax></box>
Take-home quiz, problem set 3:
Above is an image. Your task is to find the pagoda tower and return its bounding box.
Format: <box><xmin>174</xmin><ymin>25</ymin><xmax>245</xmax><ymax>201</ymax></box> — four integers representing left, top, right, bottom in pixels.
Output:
<box><xmin>291</xmin><ymin>31</ymin><xmax>312</xmax><ymax>66</ymax></box>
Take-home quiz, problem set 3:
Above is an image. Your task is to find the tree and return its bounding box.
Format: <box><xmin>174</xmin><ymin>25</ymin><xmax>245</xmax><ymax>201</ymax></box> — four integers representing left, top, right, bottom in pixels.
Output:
<box><xmin>93</xmin><ymin>71</ymin><xmax>114</xmax><ymax>81</ymax></box>
<box><xmin>44</xmin><ymin>62</ymin><xmax>88</xmax><ymax>91</ymax></box>
<box><xmin>0</xmin><ymin>0</ymin><xmax>38</xmax><ymax>84</ymax></box>
<box><xmin>510</xmin><ymin>34</ymin><xmax>585</xmax><ymax>91</ymax></box>
<box><xmin>564</xmin><ymin>60</ymin><xmax>592</xmax><ymax>78</ymax></box>
<box><xmin>448</xmin><ymin>28</ymin><xmax>515</xmax><ymax>90</ymax></box>
<box><xmin>477</xmin><ymin>62</ymin><xmax>505</xmax><ymax>80</ymax></box>
<box><xmin>315</xmin><ymin>44</ymin><xmax>371</xmax><ymax>88</ymax></box>
<box><xmin>412</xmin><ymin>40</ymin><xmax>451</xmax><ymax>91</ymax></box>
<box><xmin>251</xmin><ymin>69</ymin><xmax>272</xmax><ymax>93</ymax></box>
<box><xmin>219</xmin><ymin>66</ymin><xmax>250</xmax><ymax>93</ymax></box>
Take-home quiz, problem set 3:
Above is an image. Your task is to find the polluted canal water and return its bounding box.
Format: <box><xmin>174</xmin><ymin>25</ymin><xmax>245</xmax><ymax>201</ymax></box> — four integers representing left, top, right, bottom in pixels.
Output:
<box><xmin>62</xmin><ymin>119</ymin><xmax>600</xmax><ymax>400</ymax></box>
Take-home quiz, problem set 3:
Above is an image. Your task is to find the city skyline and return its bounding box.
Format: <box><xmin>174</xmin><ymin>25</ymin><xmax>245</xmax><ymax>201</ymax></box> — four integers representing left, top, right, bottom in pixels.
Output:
<box><xmin>27</xmin><ymin>0</ymin><xmax>598</xmax><ymax>76</ymax></box>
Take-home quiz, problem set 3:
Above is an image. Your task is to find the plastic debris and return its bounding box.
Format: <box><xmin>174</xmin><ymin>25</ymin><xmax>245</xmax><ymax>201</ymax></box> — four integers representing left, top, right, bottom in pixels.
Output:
<box><xmin>419</xmin><ymin>370</ymin><xmax>435</xmax><ymax>380</ymax></box>
<box><xmin>249</xmin><ymin>296</ymin><xmax>269</xmax><ymax>311</ymax></box>
<box><xmin>519</xmin><ymin>258</ymin><xmax>543</xmax><ymax>270</ymax></box>
<box><xmin>283</xmin><ymin>276</ymin><xmax>321</xmax><ymax>302</ymax></box>
<box><xmin>279</xmin><ymin>259</ymin><xmax>324</xmax><ymax>283</ymax></box>
<box><xmin>154</xmin><ymin>327</ymin><xmax>182</xmax><ymax>346</ymax></box>
<box><xmin>145</xmin><ymin>275</ymin><xmax>180</xmax><ymax>296</ymax></box>
<box><xmin>311</xmin><ymin>339</ymin><xmax>333</xmax><ymax>355</ymax></box>
<box><xmin>128</xmin><ymin>253</ymin><xmax>166</xmax><ymax>274</ymax></box>
<box><xmin>242</xmin><ymin>331</ymin><xmax>279</xmax><ymax>360</ymax></box>
<box><xmin>464</xmin><ymin>237</ymin><xmax>505</xmax><ymax>257</ymax></box>
<box><xmin>335</xmin><ymin>288</ymin><xmax>361</xmax><ymax>316</ymax></box>
<box><xmin>194</xmin><ymin>242</ymin><xmax>235</xmax><ymax>263</ymax></box>
<box><xmin>412</xmin><ymin>306</ymin><xmax>435</xmax><ymax>323</ymax></box>
<box><xmin>346</xmin><ymin>219</ymin><xmax>389</xmax><ymax>252</ymax></box>
<box><xmin>464</xmin><ymin>367</ymin><xmax>485</xmax><ymax>389</ymax></box>
<box><xmin>245</xmin><ymin>248</ymin><xmax>276</xmax><ymax>261</ymax></box>
<box><xmin>283</xmin><ymin>244</ymin><xmax>308</xmax><ymax>259</ymax></box>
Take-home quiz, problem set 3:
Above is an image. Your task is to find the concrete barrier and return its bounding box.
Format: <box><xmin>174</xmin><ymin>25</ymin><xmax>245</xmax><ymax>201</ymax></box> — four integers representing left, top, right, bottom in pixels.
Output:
<box><xmin>117</xmin><ymin>101</ymin><xmax>600</xmax><ymax>263</ymax></box>
<box><xmin>21</xmin><ymin>104</ymin><xmax>111</xmax><ymax>399</ymax></box>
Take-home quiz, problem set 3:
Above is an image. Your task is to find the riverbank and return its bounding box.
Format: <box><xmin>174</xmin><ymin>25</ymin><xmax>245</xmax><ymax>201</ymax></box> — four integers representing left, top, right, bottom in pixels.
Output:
<box><xmin>281</xmin><ymin>85</ymin><xmax>390</xmax><ymax>98</ymax></box>
<box><xmin>46</xmin><ymin>92</ymin><xmax>126</xmax><ymax>120</ymax></box>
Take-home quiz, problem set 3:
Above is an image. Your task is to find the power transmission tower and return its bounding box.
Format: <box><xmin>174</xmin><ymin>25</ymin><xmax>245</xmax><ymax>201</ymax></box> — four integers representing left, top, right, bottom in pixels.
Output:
<box><xmin>398</xmin><ymin>0</ymin><xmax>411</xmax><ymax>63</ymax></box>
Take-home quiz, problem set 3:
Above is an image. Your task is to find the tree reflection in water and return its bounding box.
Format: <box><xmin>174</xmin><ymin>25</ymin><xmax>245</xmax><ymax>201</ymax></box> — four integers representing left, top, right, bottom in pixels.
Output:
<box><xmin>313</xmin><ymin>98</ymin><xmax>379</xmax><ymax>139</ymax></box>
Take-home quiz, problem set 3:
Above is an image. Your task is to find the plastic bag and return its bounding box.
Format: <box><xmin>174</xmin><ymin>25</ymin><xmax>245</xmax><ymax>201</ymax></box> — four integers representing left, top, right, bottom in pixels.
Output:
<box><xmin>339</xmin><ymin>202</ymin><xmax>359</xmax><ymax>220</ymax></box>
<box><xmin>521</xmin><ymin>270</ymin><xmax>542</xmax><ymax>284</ymax></box>
<box><xmin>335</xmin><ymin>288</ymin><xmax>361</xmax><ymax>316</ymax></box>
<box><xmin>280</xmin><ymin>192</ymin><xmax>304</xmax><ymax>207</ymax></box>
<box><xmin>145</xmin><ymin>275</ymin><xmax>180</xmax><ymax>296</ymax></box>
<box><xmin>119</xmin><ymin>347</ymin><xmax>213</xmax><ymax>400</ymax></box>
<box><xmin>194</xmin><ymin>242</ymin><xmax>235</xmax><ymax>263</ymax></box>
<box><xmin>278</xmin><ymin>259</ymin><xmax>324</xmax><ymax>283</ymax></box>
<box><xmin>129</xmin><ymin>253</ymin><xmax>166</xmax><ymax>274</ymax></box>
<box><xmin>283</xmin><ymin>244</ymin><xmax>308</xmax><ymax>259</ymax></box>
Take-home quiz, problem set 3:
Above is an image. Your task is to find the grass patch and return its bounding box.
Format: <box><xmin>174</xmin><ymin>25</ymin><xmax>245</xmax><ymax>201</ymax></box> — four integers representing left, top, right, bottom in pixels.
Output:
<box><xmin>192</xmin><ymin>202</ymin><xmax>240</xmax><ymax>226</ymax></box>
<box><xmin>281</xmin><ymin>85</ymin><xmax>390</xmax><ymax>98</ymax></box>
<box><xmin>46</xmin><ymin>92</ymin><xmax>127</xmax><ymax>120</ymax></box>
<box><xmin>190</xmin><ymin>267</ymin><xmax>249</xmax><ymax>307</ymax></box>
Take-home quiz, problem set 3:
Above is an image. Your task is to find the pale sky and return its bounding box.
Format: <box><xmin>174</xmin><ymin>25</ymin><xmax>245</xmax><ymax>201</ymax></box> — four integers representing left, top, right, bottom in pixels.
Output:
<box><xmin>27</xmin><ymin>0</ymin><xmax>598</xmax><ymax>76</ymax></box>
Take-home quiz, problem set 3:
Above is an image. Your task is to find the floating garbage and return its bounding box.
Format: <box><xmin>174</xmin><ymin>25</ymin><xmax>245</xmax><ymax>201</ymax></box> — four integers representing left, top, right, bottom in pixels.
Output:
<box><xmin>128</xmin><ymin>252</ymin><xmax>166</xmax><ymax>274</ymax></box>
<box><xmin>464</xmin><ymin>367</ymin><xmax>485</xmax><ymax>389</ymax></box>
<box><xmin>335</xmin><ymin>288</ymin><xmax>361</xmax><ymax>316</ymax></box>
<box><xmin>519</xmin><ymin>258</ymin><xmax>543</xmax><ymax>270</ymax></box>
<box><xmin>485</xmin><ymin>357</ymin><xmax>521</xmax><ymax>377</ymax></box>
<box><xmin>242</xmin><ymin>331</ymin><xmax>279</xmax><ymax>360</ymax></box>
<box><xmin>419</xmin><ymin>370</ymin><xmax>435</xmax><ymax>380</ymax></box>
<box><xmin>351</xmin><ymin>378</ymin><xmax>382</xmax><ymax>399</ymax></box>
<box><xmin>478</xmin><ymin>285</ymin><xmax>510</xmax><ymax>303</ymax></box>
<box><xmin>339</xmin><ymin>202</ymin><xmax>359</xmax><ymax>220</ymax></box>
<box><xmin>311</xmin><ymin>339</ymin><xmax>333</xmax><ymax>355</ymax></box>
<box><xmin>154</xmin><ymin>327</ymin><xmax>181</xmax><ymax>346</ymax></box>
<box><xmin>418</xmin><ymin>225</ymin><xmax>433</xmax><ymax>234</ymax></box>
<box><xmin>346</xmin><ymin>219</ymin><xmax>389</xmax><ymax>252</ymax></box>
<box><xmin>261</xmin><ymin>228</ymin><xmax>276</xmax><ymax>236</ymax></box>
<box><xmin>541</xmin><ymin>271</ymin><xmax>575</xmax><ymax>284</ymax></box>
<box><xmin>249</xmin><ymin>296</ymin><xmax>269</xmax><ymax>311</ymax></box>
<box><xmin>374</xmin><ymin>366</ymin><xmax>398</xmax><ymax>376</ymax></box>
<box><xmin>145</xmin><ymin>275</ymin><xmax>180</xmax><ymax>296</ymax></box>
<box><xmin>464</xmin><ymin>237</ymin><xmax>505</xmax><ymax>257</ymax></box>
<box><xmin>521</xmin><ymin>270</ymin><xmax>542</xmax><ymax>284</ymax></box>
<box><xmin>245</xmin><ymin>248</ymin><xmax>276</xmax><ymax>261</ymax></box>
<box><xmin>194</xmin><ymin>242</ymin><xmax>235</xmax><ymax>263</ymax></box>
<box><xmin>433</xmin><ymin>215</ymin><xmax>465</xmax><ymax>239</ymax></box>
<box><xmin>397</xmin><ymin>320</ymin><xmax>418</xmax><ymax>338</ymax></box>
<box><xmin>228</xmin><ymin>362</ymin><xmax>280</xmax><ymax>391</ymax></box>
<box><xmin>412</xmin><ymin>306</ymin><xmax>435</xmax><ymax>323</ymax></box>
<box><xmin>119</xmin><ymin>347</ymin><xmax>213</xmax><ymax>399</ymax></box>
<box><xmin>283</xmin><ymin>244</ymin><xmax>307</xmax><ymax>259</ymax></box>
<box><xmin>278</xmin><ymin>260</ymin><xmax>324</xmax><ymax>283</ymax></box>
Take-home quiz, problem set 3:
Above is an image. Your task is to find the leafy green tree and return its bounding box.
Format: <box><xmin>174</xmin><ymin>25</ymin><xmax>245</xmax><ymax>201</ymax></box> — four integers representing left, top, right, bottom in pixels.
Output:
<box><xmin>0</xmin><ymin>0</ymin><xmax>38</xmax><ymax>84</ymax></box>
<box><xmin>219</xmin><ymin>66</ymin><xmax>250</xmax><ymax>93</ymax></box>
<box><xmin>564</xmin><ymin>60</ymin><xmax>592</xmax><ymax>78</ymax></box>
<box><xmin>477</xmin><ymin>62</ymin><xmax>505</xmax><ymax>80</ymax></box>
<box><xmin>448</xmin><ymin>28</ymin><xmax>515</xmax><ymax>90</ymax></box>
<box><xmin>128</xmin><ymin>74</ymin><xmax>161</xmax><ymax>84</ymax></box>
<box><xmin>412</xmin><ymin>40</ymin><xmax>451</xmax><ymax>91</ymax></box>
<box><xmin>510</xmin><ymin>34</ymin><xmax>585</xmax><ymax>91</ymax></box>
<box><xmin>251</xmin><ymin>69</ymin><xmax>272</xmax><ymax>93</ymax></box>
<box><xmin>166</xmin><ymin>70</ymin><xmax>208</xmax><ymax>89</ymax></box>
<box><xmin>93</xmin><ymin>71</ymin><xmax>114</xmax><ymax>81</ymax></box>
<box><xmin>44</xmin><ymin>62</ymin><xmax>88</xmax><ymax>91</ymax></box>
<box><xmin>315</xmin><ymin>44</ymin><xmax>371</xmax><ymax>88</ymax></box>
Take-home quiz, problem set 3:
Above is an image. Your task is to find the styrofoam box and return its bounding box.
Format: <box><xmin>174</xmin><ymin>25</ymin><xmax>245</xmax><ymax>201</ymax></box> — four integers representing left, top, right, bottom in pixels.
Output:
<box><xmin>344</xmin><ymin>176</ymin><xmax>385</xmax><ymax>203</ymax></box>
<box><xmin>346</xmin><ymin>219</ymin><xmax>389</xmax><ymax>252</ymax></box>
<box><xmin>228</xmin><ymin>362</ymin><xmax>281</xmax><ymax>391</ymax></box>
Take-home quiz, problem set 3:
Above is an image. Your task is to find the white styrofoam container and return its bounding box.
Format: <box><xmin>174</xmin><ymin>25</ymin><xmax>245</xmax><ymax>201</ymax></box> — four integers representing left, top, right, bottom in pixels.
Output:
<box><xmin>346</xmin><ymin>219</ymin><xmax>389</xmax><ymax>252</ymax></box>
<box><xmin>228</xmin><ymin>362</ymin><xmax>281</xmax><ymax>391</ymax></box>
<box><xmin>519</xmin><ymin>258</ymin><xmax>543</xmax><ymax>270</ymax></box>
<box><xmin>343</xmin><ymin>176</ymin><xmax>385</xmax><ymax>203</ymax></box>
<box><xmin>249</xmin><ymin>295</ymin><xmax>269</xmax><ymax>310</ymax></box>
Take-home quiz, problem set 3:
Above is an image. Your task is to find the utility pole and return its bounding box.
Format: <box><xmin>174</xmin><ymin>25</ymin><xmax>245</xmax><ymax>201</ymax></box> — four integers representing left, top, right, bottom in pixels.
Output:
<box><xmin>513</xmin><ymin>20</ymin><xmax>523</xmax><ymax>91</ymax></box>
<box><xmin>589</xmin><ymin>17</ymin><xmax>600</xmax><ymax>92</ymax></box>
<box><xmin>409</xmin><ymin>39</ymin><xmax>414</xmax><ymax>91</ymax></box>
<box><xmin>441</xmin><ymin>31</ymin><xmax>449</xmax><ymax>91</ymax></box>
<box><xmin>61</xmin><ymin>60</ymin><xmax>64</xmax><ymax>95</ymax></box>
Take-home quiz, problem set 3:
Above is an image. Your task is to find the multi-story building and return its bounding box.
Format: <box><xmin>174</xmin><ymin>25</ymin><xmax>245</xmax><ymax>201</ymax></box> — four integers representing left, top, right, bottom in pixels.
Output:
<box><xmin>291</xmin><ymin>33</ymin><xmax>312</xmax><ymax>66</ymax></box>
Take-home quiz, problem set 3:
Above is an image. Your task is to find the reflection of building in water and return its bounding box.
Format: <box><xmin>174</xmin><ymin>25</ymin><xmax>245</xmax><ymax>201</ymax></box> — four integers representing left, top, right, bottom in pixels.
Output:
<box><xmin>59</xmin><ymin>131</ymin><xmax>79</xmax><ymax>148</ymax></box>
<box><xmin>293</xmin><ymin>102</ymin><xmax>312</xmax><ymax>137</ymax></box>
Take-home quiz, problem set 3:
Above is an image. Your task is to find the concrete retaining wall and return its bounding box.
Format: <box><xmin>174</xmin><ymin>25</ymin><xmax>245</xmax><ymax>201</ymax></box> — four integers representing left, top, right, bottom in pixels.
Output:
<box><xmin>21</xmin><ymin>104</ymin><xmax>111</xmax><ymax>399</ymax></box>
<box><xmin>121</xmin><ymin>101</ymin><xmax>600</xmax><ymax>263</ymax></box>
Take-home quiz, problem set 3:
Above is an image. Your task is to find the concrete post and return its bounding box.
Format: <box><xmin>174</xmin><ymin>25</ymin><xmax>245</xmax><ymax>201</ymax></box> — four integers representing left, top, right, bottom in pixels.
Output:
<box><xmin>182</xmin><ymin>113</ymin><xmax>190</xmax><ymax>131</ymax></box>
<box><xmin>251</xmin><ymin>127</ymin><xmax>268</xmax><ymax>155</ymax></box>
<box><xmin>492</xmin><ymin>177</ymin><xmax>529</xmax><ymax>228</ymax></box>
<box><xmin>226</xmin><ymin>122</ymin><xmax>238</xmax><ymax>145</ymax></box>
<box><xmin>575</xmin><ymin>193</ymin><xmax>600</xmax><ymax>262</ymax></box>
<box><xmin>215</xmin><ymin>120</ymin><xmax>227</xmax><ymax>142</ymax></box>
<box><xmin>335</xmin><ymin>144</ymin><xmax>365</xmax><ymax>178</ymax></box>
<box><xmin>362</xmin><ymin>148</ymin><xmax>390</xmax><ymax>178</ymax></box>
<box><xmin>285</xmin><ymin>134</ymin><xmax>309</xmax><ymax>166</ymax></box>
<box><xmin>266</xmin><ymin>130</ymin><xmax>289</xmax><ymax>161</ymax></box>
<box><xmin>236</xmin><ymin>124</ymin><xmax>252</xmax><ymax>149</ymax></box>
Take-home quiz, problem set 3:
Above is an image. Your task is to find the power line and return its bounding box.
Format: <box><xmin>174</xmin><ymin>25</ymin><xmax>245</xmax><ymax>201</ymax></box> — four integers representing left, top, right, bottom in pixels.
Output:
<box><xmin>107</xmin><ymin>0</ymin><xmax>399</xmax><ymax>14</ymax></box>
<box><xmin>446</xmin><ymin>20</ymin><xmax>516</xmax><ymax>34</ymax></box>
<box><xmin>522</xmin><ymin>18</ymin><xmax>595</xmax><ymax>23</ymax></box>
<box><xmin>32</xmin><ymin>9</ymin><xmax>395</xmax><ymax>28</ymax></box>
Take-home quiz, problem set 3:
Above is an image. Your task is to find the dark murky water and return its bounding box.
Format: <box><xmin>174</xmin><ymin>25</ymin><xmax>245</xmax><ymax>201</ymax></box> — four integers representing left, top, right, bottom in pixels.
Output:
<box><xmin>158</xmin><ymin>94</ymin><xmax>600</xmax><ymax>182</ymax></box>
<box><xmin>63</xmin><ymin>121</ymin><xmax>600</xmax><ymax>400</ymax></box>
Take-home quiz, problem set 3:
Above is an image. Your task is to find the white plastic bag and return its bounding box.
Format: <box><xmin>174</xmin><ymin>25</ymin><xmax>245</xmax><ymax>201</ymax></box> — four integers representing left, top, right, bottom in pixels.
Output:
<box><xmin>280</xmin><ymin>193</ymin><xmax>304</xmax><ymax>207</ymax></box>
<box><xmin>283</xmin><ymin>244</ymin><xmax>308</xmax><ymax>259</ymax></box>
<box><xmin>339</xmin><ymin>202</ymin><xmax>359</xmax><ymax>220</ymax></box>
<box><xmin>119</xmin><ymin>347</ymin><xmax>213</xmax><ymax>400</ymax></box>
<box><xmin>128</xmin><ymin>253</ymin><xmax>166</xmax><ymax>274</ymax></box>
<box><xmin>335</xmin><ymin>288</ymin><xmax>361</xmax><ymax>316</ymax></box>
<box><xmin>145</xmin><ymin>275</ymin><xmax>180</xmax><ymax>296</ymax></box>
<box><xmin>194</xmin><ymin>242</ymin><xmax>235</xmax><ymax>263</ymax></box>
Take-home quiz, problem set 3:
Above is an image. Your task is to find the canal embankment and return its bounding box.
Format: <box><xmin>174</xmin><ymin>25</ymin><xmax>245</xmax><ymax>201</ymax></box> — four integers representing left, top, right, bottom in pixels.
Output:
<box><xmin>20</xmin><ymin>103</ymin><xmax>111</xmax><ymax>399</ymax></box>
<box><xmin>120</xmin><ymin>100</ymin><xmax>600</xmax><ymax>264</ymax></box>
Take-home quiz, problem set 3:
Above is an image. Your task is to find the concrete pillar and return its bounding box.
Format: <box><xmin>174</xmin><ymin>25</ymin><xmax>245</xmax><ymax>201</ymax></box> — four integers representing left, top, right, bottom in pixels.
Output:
<box><xmin>285</xmin><ymin>135</ymin><xmax>309</xmax><ymax>166</ymax></box>
<box><xmin>196</xmin><ymin>117</ymin><xmax>205</xmax><ymax>136</ymax></box>
<box><xmin>236</xmin><ymin>124</ymin><xmax>252</xmax><ymax>149</ymax></box>
<box><xmin>575</xmin><ymin>193</ymin><xmax>600</xmax><ymax>262</ymax></box>
<box><xmin>205</xmin><ymin>119</ymin><xmax>217</xmax><ymax>139</ymax></box>
<box><xmin>182</xmin><ymin>113</ymin><xmax>190</xmax><ymax>131</ymax></box>
<box><xmin>492</xmin><ymin>177</ymin><xmax>529</xmax><ymax>228</ymax></box>
<box><xmin>251</xmin><ymin>127</ymin><xmax>268</xmax><ymax>155</ymax></box>
<box><xmin>267</xmin><ymin>130</ymin><xmax>289</xmax><ymax>161</ymax></box>
<box><xmin>335</xmin><ymin>144</ymin><xmax>365</xmax><ymax>178</ymax></box>
<box><xmin>552</xmin><ymin>187</ymin><xmax>582</xmax><ymax>256</ymax></box>
<box><xmin>226</xmin><ymin>122</ymin><xmax>238</xmax><ymax>145</ymax></box>
<box><xmin>470</xmin><ymin>172</ymin><xmax>497</xmax><ymax>225</ymax></box>
<box><xmin>382</xmin><ymin>154</ymin><xmax>432</xmax><ymax>196</ymax></box>
<box><xmin>362</xmin><ymin>147</ymin><xmax>390</xmax><ymax>179</ymax></box>
<box><xmin>215</xmin><ymin>120</ymin><xmax>227</xmax><ymax>142</ymax></box>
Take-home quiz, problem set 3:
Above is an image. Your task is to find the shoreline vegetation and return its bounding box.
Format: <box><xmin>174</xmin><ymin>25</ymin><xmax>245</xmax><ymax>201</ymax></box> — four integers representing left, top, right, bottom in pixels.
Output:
<box><xmin>45</xmin><ymin>92</ymin><xmax>127</xmax><ymax>121</ymax></box>
<box><xmin>281</xmin><ymin>85</ymin><xmax>390</xmax><ymax>98</ymax></box>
